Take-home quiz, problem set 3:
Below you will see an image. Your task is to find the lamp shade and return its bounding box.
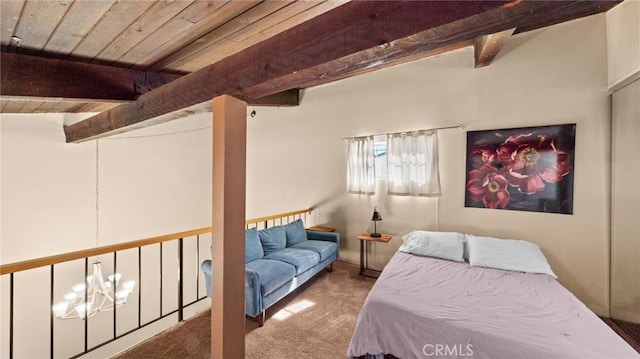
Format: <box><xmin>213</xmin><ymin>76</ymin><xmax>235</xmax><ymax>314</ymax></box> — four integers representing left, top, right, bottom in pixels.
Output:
<box><xmin>370</xmin><ymin>207</ymin><xmax>382</xmax><ymax>237</ymax></box>
<box><xmin>372</xmin><ymin>208</ymin><xmax>382</xmax><ymax>221</ymax></box>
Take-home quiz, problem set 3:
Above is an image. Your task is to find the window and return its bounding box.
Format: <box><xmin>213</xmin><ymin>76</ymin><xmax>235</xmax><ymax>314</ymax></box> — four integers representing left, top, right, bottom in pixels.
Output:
<box><xmin>346</xmin><ymin>131</ymin><xmax>441</xmax><ymax>196</ymax></box>
<box><xmin>387</xmin><ymin>130</ymin><xmax>441</xmax><ymax>196</ymax></box>
<box><xmin>373</xmin><ymin>135</ymin><xmax>387</xmax><ymax>179</ymax></box>
<box><xmin>346</xmin><ymin>136</ymin><xmax>375</xmax><ymax>194</ymax></box>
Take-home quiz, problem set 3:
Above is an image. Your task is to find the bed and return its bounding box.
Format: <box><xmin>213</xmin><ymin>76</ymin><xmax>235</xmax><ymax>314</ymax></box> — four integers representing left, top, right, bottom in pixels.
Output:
<box><xmin>347</xmin><ymin>250</ymin><xmax>639</xmax><ymax>359</ymax></box>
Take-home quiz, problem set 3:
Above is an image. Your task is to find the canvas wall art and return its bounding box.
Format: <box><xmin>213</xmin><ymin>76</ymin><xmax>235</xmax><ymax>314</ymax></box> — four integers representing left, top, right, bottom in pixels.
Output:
<box><xmin>465</xmin><ymin>124</ymin><xmax>576</xmax><ymax>214</ymax></box>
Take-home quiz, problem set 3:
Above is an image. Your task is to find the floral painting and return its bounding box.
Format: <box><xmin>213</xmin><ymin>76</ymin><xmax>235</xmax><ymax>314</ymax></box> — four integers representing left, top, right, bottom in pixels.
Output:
<box><xmin>465</xmin><ymin>124</ymin><xmax>576</xmax><ymax>214</ymax></box>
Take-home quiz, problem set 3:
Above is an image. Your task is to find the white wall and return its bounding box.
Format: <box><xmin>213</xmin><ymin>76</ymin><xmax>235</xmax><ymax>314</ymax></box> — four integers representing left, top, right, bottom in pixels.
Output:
<box><xmin>611</xmin><ymin>79</ymin><xmax>640</xmax><ymax>323</ymax></box>
<box><xmin>607</xmin><ymin>0</ymin><xmax>640</xmax><ymax>90</ymax></box>
<box><xmin>1</xmin><ymin>113</ymin><xmax>213</xmax><ymax>358</ymax></box>
<box><xmin>608</xmin><ymin>0</ymin><xmax>640</xmax><ymax>325</ymax></box>
<box><xmin>1</xmin><ymin>113</ymin><xmax>212</xmax><ymax>262</ymax></box>
<box><xmin>1</xmin><ymin>115</ymin><xmax>95</xmax><ymax>262</ymax></box>
<box><xmin>246</xmin><ymin>14</ymin><xmax>611</xmax><ymax>315</ymax></box>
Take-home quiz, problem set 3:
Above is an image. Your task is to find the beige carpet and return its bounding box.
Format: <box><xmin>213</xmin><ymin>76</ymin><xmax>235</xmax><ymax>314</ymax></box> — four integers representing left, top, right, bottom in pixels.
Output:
<box><xmin>114</xmin><ymin>261</ymin><xmax>375</xmax><ymax>358</ymax></box>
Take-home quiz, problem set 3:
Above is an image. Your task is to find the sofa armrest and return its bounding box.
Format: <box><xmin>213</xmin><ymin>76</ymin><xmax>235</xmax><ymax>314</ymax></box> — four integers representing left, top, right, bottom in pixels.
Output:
<box><xmin>306</xmin><ymin>230</ymin><xmax>339</xmax><ymax>243</ymax></box>
<box><xmin>201</xmin><ymin>260</ymin><xmax>212</xmax><ymax>297</ymax></box>
<box><xmin>245</xmin><ymin>268</ymin><xmax>263</xmax><ymax>317</ymax></box>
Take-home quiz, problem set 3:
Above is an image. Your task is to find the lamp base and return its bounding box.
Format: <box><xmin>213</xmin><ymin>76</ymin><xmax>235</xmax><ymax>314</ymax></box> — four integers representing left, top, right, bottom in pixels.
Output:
<box><xmin>370</xmin><ymin>232</ymin><xmax>382</xmax><ymax>238</ymax></box>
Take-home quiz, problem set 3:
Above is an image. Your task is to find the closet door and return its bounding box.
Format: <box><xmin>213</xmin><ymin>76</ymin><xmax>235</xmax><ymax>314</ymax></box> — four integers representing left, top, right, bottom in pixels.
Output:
<box><xmin>611</xmin><ymin>78</ymin><xmax>640</xmax><ymax>323</ymax></box>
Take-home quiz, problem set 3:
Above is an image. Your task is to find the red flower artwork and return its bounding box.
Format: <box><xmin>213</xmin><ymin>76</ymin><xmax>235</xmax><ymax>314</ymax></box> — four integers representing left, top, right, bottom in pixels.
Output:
<box><xmin>465</xmin><ymin>125</ymin><xmax>575</xmax><ymax>214</ymax></box>
<box><xmin>503</xmin><ymin>132</ymin><xmax>571</xmax><ymax>194</ymax></box>
<box><xmin>467</xmin><ymin>165</ymin><xmax>510</xmax><ymax>209</ymax></box>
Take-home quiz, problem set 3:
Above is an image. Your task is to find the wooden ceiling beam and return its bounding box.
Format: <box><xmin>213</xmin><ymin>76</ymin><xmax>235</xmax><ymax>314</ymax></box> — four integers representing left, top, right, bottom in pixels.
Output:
<box><xmin>240</xmin><ymin>0</ymin><xmax>620</xmax><ymax>99</ymax></box>
<box><xmin>0</xmin><ymin>51</ymin><xmax>300</xmax><ymax>110</ymax></box>
<box><xmin>474</xmin><ymin>28</ymin><xmax>516</xmax><ymax>68</ymax></box>
<box><xmin>63</xmin><ymin>0</ymin><xmax>621</xmax><ymax>143</ymax></box>
<box><xmin>0</xmin><ymin>52</ymin><xmax>180</xmax><ymax>102</ymax></box>
<box><xmin>63</xmin><ymin>0</ymin><xmax>512</xmax><ymax>142</ymax></box>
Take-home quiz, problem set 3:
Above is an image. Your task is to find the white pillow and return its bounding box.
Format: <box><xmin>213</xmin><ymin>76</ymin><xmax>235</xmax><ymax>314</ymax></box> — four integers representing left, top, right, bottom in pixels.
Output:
<box><xmin>399</xmin><ymin>231</ymin><xmax>464</xmax><ymax>262</ymax></box>
<box><xmin>466</xmin><ymin>234</ymin><xmax>557</xmax><ymax>278</ymax></box>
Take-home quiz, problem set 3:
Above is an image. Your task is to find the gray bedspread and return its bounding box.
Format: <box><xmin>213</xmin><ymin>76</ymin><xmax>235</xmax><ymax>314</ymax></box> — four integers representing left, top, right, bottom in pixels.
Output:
<box><xmin>347</xmin><ymin>251</ymin><xmax>639</xmax><ymax>359</ymax></box>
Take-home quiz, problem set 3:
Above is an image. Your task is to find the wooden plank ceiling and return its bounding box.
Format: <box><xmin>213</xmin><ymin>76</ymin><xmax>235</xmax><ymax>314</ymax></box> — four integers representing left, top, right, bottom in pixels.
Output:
<box><xmin>0</xmin><ymin>0</ymin><xmax>622</xmax><ymax>141</ymax></box>
<box><xmin>0</xmin><ymin>0</ymin><xmax>344</xmax><ymax>113</ymax></box>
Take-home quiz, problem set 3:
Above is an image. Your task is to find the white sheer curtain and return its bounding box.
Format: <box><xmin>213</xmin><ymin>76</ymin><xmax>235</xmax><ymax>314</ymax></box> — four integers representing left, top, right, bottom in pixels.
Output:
<box><xmin>387</xmin><ymin>130</ymin><xmax>441</xmax><ymax>196</ymax></box>
<box><xmin>346</xmin><ymin>136</ymin><xmax>375</xmax><ymax>194</ymax></box>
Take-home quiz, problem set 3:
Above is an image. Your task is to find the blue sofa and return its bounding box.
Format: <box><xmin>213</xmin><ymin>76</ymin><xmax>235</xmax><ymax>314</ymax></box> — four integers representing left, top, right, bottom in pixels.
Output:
<box><xmin>201</xmin><ymin>219</ymin><xmax>339</xmax><ymax>326</ymax></box>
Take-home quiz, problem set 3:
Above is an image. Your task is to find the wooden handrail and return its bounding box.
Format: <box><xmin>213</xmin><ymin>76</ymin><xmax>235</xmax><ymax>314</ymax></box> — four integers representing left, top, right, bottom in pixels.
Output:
<box><xmin>247</xmin><ymin>207</ymin><xmax>312</xmax><ymax>225</ymax></box>
<box><xmin>0</xmin><ymin>208</ymin><xmax>312</xmax><ymax>275</ymax></box>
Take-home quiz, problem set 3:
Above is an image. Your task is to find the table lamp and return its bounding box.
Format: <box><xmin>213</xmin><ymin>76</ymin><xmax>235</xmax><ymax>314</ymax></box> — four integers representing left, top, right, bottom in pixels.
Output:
<box><xmin>371</xmin><ymin>206</ymin><xmax>382</xmax><ymax>237</ymax></box>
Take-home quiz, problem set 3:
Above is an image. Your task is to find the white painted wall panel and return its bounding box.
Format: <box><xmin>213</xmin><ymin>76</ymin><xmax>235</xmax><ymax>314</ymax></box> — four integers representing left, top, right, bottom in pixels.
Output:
<box><xmin>607</xmin><ymin>0</ymin><xmax>640</xmax><ymax>89</ymax></box>
<box><xmin>611</xmin><ymin>78</ymin><xmax>640</xmax><ymax>323</ymax></box>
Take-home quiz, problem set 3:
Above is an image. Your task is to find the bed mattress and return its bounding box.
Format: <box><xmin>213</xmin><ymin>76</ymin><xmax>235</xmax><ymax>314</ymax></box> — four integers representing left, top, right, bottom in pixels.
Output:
<box><xmin>347</xmin><ymin>251</ymin><xmax>639</xmax><ymax>359</ymax></box>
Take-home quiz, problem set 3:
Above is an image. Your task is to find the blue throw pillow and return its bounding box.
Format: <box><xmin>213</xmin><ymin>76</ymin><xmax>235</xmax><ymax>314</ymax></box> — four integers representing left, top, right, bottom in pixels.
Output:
<box><xmin>258</xmin><ymin>227</ymin><xmax>287</xmax><ymax>256</ymax></box>
<box><xmin>245</xmin><ymin>227</ymin><xmax>264</xmax><ymax>263</ymax></box>
<box><xmin>282</xmin><ymin>219</ymin><xmax>308</xmax><ymax>247</ymax></box>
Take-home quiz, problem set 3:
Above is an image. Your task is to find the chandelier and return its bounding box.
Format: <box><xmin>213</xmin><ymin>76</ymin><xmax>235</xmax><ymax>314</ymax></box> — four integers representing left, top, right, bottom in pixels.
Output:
<box><xmin>52</xmin><ymin>140</ymin><xmax>135</xmax><ymax>319</ymax></box>
<box><xmin>52</xmin><ymin>261</ymin><xmax>135</xmax><ymax>319</ymax></box>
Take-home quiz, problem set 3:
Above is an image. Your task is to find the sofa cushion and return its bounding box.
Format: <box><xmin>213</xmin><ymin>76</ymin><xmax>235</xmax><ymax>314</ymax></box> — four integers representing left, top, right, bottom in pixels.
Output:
<box><xmin>264</xmin><ymin>248</ymin><xmax>320</xmax><ymax>276</ymax></box>
<box><xmin>259</xmin><ymin>227</ymin><xmax>287</xmax><ymax>256</ymax></box>
<box><xmin>245</xmin><ymin>227</ymin><xmax>264</xmax><ymax>263</ymax></box>
<box><xmin>282</xmin><ymin>219</ymin><xmax>308</xmax><ymax>247</ymax></box>
<box><xmin>245</xmin><ymin>259</ymin><xmax>295</xmax><ymax>296</ymax></box>
<box><xmin>291</xmin><ymin>240</ymin><xmax>338</xmax><ymax>262</ymax></box>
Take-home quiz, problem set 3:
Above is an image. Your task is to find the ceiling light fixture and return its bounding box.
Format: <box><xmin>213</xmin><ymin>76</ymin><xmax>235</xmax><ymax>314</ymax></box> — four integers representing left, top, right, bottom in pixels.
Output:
<box><xmin>52</xmin><ymin>141</ymin><xmax>135</xmax><ymax>319</ymax></box>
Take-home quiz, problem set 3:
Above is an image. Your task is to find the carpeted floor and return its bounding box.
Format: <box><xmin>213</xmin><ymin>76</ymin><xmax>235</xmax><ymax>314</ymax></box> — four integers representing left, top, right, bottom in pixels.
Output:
<box><xmin>114</xmin><ymin>261</ymin><xmax>375</xmax><ymax>359</ymax></box>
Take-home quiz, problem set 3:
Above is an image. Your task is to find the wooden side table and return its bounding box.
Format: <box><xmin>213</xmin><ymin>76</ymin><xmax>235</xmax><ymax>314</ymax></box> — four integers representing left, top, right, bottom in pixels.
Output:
<box><xmin>357</xmin><ymin>233</ymin><xmax>392</xmax><ymax>278</ymax></box>
<box><xmin>306</xmin><ymin>226</ymin><xmax>335</xmax><ymax>232</ymax></box>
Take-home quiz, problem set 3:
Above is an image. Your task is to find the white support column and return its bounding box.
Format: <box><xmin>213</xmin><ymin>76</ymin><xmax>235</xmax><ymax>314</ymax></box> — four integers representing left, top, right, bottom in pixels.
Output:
<box><xmin>211</xmin><ymin>94</ymin><xmax>247</xmax><ymax>358</ymax></box>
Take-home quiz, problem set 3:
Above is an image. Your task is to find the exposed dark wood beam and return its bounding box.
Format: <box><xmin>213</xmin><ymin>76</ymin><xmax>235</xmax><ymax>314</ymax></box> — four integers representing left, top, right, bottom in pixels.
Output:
<box><xmin>64</xmin><ymin>0</ymin><xmax>621</xmax><ymax>143</ymax></box>
<box><xmin>63</xmin><ymin>1</ymin><xmax>510</xmax><ymax>142</ymax></box>
<box><xmin>474</xmin><ymin>28</ymin><xmax>516</xmax><ymax>68</ymax></box>
<box><xmin>0</xmin><ymin>52</ymin><xmax>299</xmax><ymax>110</ymax></box>
<box><xmin>242</xmin><ymin>1</ymin><xmax>620</xmax><ymax>96</ymax></box>
<box><xmin>0</xmin><ymin>52</ymin><xmax>180</xmax><ymax>102</ymax></box>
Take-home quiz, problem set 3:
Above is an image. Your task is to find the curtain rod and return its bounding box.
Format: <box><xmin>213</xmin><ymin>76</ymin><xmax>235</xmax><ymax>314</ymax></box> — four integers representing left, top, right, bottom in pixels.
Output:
<box><xmin>343</xmin><ymin>124</ymin><xmax>465</xmax><ymax>140</ymax></box>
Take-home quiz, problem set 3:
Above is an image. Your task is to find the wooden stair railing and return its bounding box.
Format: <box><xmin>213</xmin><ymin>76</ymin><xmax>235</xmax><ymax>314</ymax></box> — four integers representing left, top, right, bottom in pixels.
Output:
<box><xmin>0</xmin><ymin>207</ymin><xmax>313</xmax><ymax>359</ymax></box>
<box><xmin>0</xmin><ymin>207</ymin><xmax>313</xmax><ymax>275</ymax></box>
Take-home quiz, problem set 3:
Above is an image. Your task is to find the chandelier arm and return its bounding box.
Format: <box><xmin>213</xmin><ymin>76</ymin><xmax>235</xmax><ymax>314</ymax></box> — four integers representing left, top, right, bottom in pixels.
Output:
<box><xmin>95</xmin><ymin>294</ymin><xmax>109</xmax><ymax>314</ymax></box>
<box><xmin>102</xmin><ymin>290</ymin><xmax>115</xmax><ymax>304</ymax></box>
<box><xmin>61</xmin><ymin>308</ymin><xmax>78</xmax><ymax>319</ymax></box>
